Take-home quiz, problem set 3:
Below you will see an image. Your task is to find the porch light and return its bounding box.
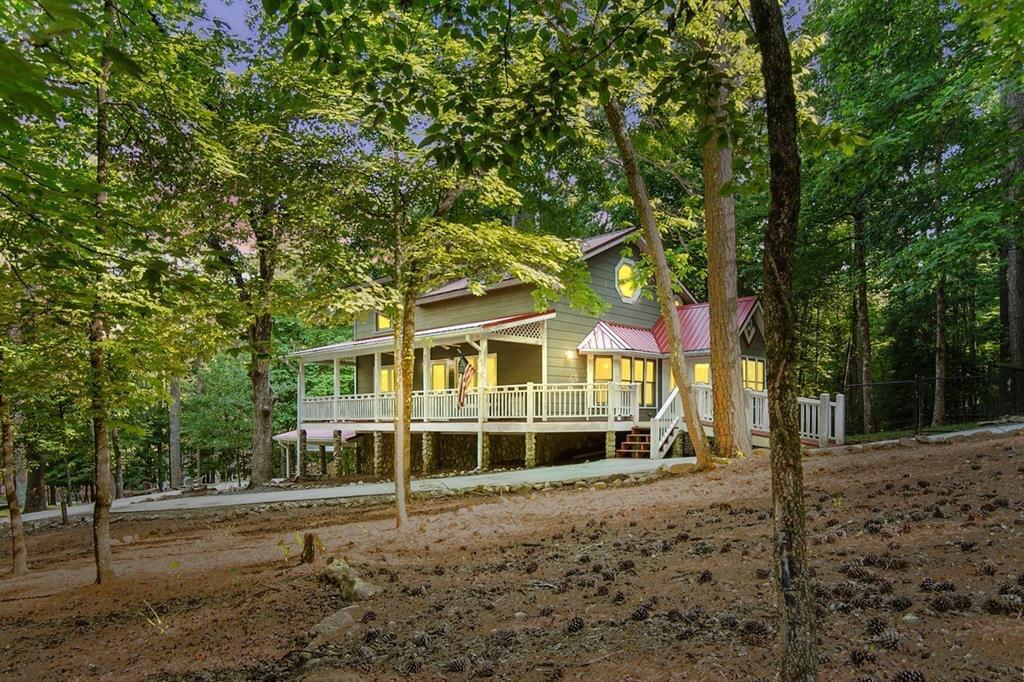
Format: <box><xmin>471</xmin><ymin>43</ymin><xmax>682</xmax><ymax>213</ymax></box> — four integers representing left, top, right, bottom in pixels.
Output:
<box><xmin>564</xmin><ymin>350</ymin><xmax>577</xmax><ymax>360</ymax></box>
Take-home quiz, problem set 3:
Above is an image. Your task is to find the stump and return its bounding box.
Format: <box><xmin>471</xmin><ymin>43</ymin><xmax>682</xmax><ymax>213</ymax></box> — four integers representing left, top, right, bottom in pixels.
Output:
<box><xmin>301</xmin><ymin>532</ymin><xmax>320</xmax><ymax>564</ymax></box>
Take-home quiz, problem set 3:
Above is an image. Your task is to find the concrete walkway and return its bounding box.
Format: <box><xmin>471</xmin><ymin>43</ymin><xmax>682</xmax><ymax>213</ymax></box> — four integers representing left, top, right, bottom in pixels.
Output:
<box><xmin>13</xmin><ymin>421</ymin><xmax>1022</xmax><ymax>525</ymax></box>
<box><xmin>13</xmin><ymin>456</ymin><xmax>694</xmax><ymax>524</ymax></box>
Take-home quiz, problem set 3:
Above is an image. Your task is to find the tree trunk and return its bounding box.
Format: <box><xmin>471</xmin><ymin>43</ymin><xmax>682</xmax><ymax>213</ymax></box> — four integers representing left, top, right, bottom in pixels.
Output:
<box><xmin>931</xmin><ymin>139</ymin><xmax>946</xmax><ymax>427</ymax></box>
<box><xmin>702</xmin><ymin>82</ymin><xmax>752</xmax><ymax>458</ymax></box>
<box><xmin>390</xmin><ymin>206</ymin><xmax>412</xmax><ymax>526</ymax></box>
<box><xmin>248</xmin><ymin>217</ymin><xmax>277</xmax><ymax>488</ymax></box>
<box><xmin>168</xmin><ymin>379</ymin><xmax>182</xmax><ymax>488</ymax></box>
<box><xmin>749</xmin><ymin>0</ymin><xmax>817</xmax><ymax>678</ymax></box>
<box><xmin>249</xmin><ymin>310</ymin><xmax>275</xmax><ymax>487</ymax></box>
<box><xmin>852</xmin><ymin>214</ymin><xmax>875</xmax><ymax>433</ymax></box>
<box><xmin>1007</xmin><ymin>91</ymin><xmax>1024</xmax><ymax>412</ymax></box>
<box><xmin>603</xmin><ymin>97</ymin><xmax>713</xmax><ymax>469</ymax></box>
<box><xmin>1</xmin><ymin>360</ymin><xmax>28</xmax><ymax>576</ymax></box>
<box><xmin>112</xmin><ymin>427</ymin><xmax>124</xmax><ymax>499</ymax></box>
<box><xmin>90</xmin><ymin>0</ymin><xmax>115</xmax><ymax>584</ymax></box>
<box><xmin>24</xmin><ymin>464</ymin><xmax>46</xmax><ymax>513</ymax></box>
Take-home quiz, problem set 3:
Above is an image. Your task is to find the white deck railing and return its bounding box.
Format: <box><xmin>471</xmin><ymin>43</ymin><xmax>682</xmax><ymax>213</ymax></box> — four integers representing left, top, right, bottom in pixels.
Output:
<box><xmin>649</xmin><ymin>385</ymin><xmax>845</xmax><ymax>459</ymax></box>
<box><xmin>306</xmin><ymin>382</ymin><xmax>643</xmax><ymax>424</ymax></box>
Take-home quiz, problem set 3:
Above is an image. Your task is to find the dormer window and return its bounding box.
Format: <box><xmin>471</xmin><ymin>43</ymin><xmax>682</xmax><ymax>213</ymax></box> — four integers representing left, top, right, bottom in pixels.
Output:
<box><xmin>375</xmin><ymin>313</ymin><xmax>392</xmax><ymax>331</ymax></box>
<box><xmin>615</xmin><ymin>257</ymin><xmax>641</xmax><ymax>303</ymax></box>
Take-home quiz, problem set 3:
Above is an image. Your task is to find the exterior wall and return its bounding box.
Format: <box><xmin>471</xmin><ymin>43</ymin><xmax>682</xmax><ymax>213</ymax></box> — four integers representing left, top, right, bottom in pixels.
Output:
<box><xmin>343</xmin><ymin>242</ymin><xmax>764</xmax><ymax>407</ymax></box>
<box><xmin>353</xmin><ymin>285</ymin><xmax>538</xmax><ymax>341</ymax></box>
<box><xmin>546</xmin><ymin>243</ymin><xmax>662</xmax><ymax>384</ymax></box>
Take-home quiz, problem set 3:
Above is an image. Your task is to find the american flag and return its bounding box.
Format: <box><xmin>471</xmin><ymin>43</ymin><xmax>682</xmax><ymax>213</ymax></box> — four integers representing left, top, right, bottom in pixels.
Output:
<box><xmin>457</xmin><ymin>351</ymin><xmax>476</xmax><ymax>408</ymax></box>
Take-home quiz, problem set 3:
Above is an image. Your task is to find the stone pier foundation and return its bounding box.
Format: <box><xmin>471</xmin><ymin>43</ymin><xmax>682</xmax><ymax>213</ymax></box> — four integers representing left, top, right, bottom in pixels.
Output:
<box><xmin>605</xmin><ymin>431</ymin><xmax>616</xmax><ymax>459</ymax></box>
<box><xmin>372</xmin><ymin>432</ymin><xmax>385</xmax><ymax>475</ymax></box>
<box><xmin>524</xmin><ymin>432</ymin><xmax>537</xmax><ymax>468</ymax></box>
<box><xmin>421</xmin><ymin>433</ymin><xmax>434</xmax><ymax>474</ymax></box>
<box><xmin>479</xmin><ymin>432</ymin><xmax>491</xmax><ymax>469</ymax></box>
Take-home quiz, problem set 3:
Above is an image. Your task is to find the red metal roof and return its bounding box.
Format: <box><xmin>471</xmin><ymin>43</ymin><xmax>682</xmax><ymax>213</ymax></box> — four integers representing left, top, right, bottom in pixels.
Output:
<box><xmin>577</xmin><ymin>320</ymin><xmax>662</xmax><ymax>355</ymax></box>
<box><xmin>652</xmin><ymin>296</ymin><xmax>759</xmax><ymax>353</ymax></box>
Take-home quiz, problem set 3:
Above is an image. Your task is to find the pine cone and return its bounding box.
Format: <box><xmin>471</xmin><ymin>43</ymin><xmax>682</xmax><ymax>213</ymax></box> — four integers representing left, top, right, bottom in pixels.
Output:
<box><xmin>446</xmin><ymin>657</ymin><xmax>468</xmax><ymax>673</ymax></box>
<box><xmin>632</xmin><ymin>605</ymin><xmax>649</xmax><ymax>621</ymax></box>
<box><xmin>893</xmin><ymin>670</ymin><xmax>925</xmax><ymax>682</ymax></box>
<box><xmin>877</xmin><ymin>630</ymin><xmax>900</xmax><ymax>650</ymax></box>
<box><xmin>697</xmin><ymin>569</ymin><xmax>713</xmax><ymax>584</ymax></box>
<box><xmin>866</xmin><ymin>617</ymin><xmax>886</xmax><ymax>636</ymax></box>
<box><xmin>566</xmin><ymin>616</ymin><xmax>584</xmax><ymax>633</ymax></box>
<box><xmin>849</xmin><ymin>648</ymin><xmax>875</xmax><ymax>666</ymax></box>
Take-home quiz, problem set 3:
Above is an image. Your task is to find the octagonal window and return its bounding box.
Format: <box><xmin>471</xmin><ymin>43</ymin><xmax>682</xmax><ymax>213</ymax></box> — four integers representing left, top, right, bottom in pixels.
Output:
<box><xmin>615</xmin><ymin>257</ymin><xmax>641</xmax><ymax>303</ymax></box>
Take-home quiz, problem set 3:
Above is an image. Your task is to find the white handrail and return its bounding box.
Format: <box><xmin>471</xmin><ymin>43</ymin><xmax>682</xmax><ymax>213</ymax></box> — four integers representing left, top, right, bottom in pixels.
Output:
<box><xmin>650</xmin><ymin>386</ymin><xmax>682</xmax><ymax>458</ymax></box>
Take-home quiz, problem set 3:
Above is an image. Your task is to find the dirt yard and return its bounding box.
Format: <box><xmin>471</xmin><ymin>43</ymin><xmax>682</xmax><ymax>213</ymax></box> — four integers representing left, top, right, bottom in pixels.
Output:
<box><xmin>1</xmin><ymin>434</ymin><xmax>1022</xmax><ymax>681</ymax></box>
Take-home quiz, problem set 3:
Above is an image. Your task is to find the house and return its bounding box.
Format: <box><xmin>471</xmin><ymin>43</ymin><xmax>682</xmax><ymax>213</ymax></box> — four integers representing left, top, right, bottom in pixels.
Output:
<box><xmin>275</xmin><ymin>228</ymin><xmax>844</xmax><ymax>478</ymax></box>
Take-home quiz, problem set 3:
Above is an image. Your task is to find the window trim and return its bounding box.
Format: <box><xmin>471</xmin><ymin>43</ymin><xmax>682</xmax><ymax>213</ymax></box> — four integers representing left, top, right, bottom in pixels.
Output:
<box><xmin>614</xmin><ymin>257</ymin><xmax>642</xmax><ymax>304</ymax></box>
<box><xmin>466</xmin><ymin>353</ymin><xmax>498</xmax><ymax>389</ymax></box>
<box><xmin>430</xmin><ymin>360</ymin><xmax>450</xmax><ymax>391</ymax></box>
<box><xmin>379</xmin><ymin>364</ymin><xmax>395</xmax><ymax>393</ymax></box>
<box><xmin>742</xmin><ymin>356</ymin><xmax>765</xmax><ymax>392</ymax></box>
<box><xmin>375</xmin><ymin>312</ymin><xmax>392</xmax><ymax>331</ymax></box>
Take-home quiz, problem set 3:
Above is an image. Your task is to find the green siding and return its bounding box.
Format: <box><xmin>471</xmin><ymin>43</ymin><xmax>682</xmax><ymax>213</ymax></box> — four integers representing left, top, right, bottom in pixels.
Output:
<box><xmin>546</xmin><ymin>243</ymin><xmax>661</xmax><ymax>383</ymax></box>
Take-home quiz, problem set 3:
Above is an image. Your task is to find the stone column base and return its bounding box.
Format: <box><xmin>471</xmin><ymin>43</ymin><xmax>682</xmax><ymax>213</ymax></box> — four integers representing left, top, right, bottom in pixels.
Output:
<box><xmin>480</xmin><ymin>432</ymin><xmax>491</xmax><ymax>469</ymax></box>
<box><xmin>372</xmin><ymin>432</ymin><xmax>385</xmax><ymax>475</ymax></box>
<box><xmin>605</xmin><ymin>431</ymin><xmax>616</xmax><ymax>459</ymax></box>
<box><xmin>421</xmin><ymin>433</ymin><xmax>434</xmax><ymax>474</ymax></box>
<box><xmin>524</xmin><ymin>432</ymin><xmax>537</xmax><ymax>468</ymax></box>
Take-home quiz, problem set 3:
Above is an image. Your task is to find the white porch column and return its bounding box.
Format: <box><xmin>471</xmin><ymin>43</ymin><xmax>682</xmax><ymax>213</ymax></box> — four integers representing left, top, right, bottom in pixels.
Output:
<box><xmin>422</xmin><ymin>344</ymin><xmax>431</xmax><ymax>421</ymax></box>
<box><xmin>610</xmin><ymin>354</ymin><xmax>622</xmax><ymax>423</ymax></box>
<box><xmin>476</xmin><ymin>336</ymin><xmax>488</xmax><ymax>469</ymax></box>
<box><xmin>373</xmin><ymin>352</ymin><xmax>381</xmax><ymax>422</ymax></box>
<box><xmin>332</xmin><ymin>358</ymin><xmax>340</xmax><ymax>421</ymax></box>
<box><xmin>540</xmin><ymin>321</ymin><xmax>549</xmax><ymax>421</ymax></box>
<box><xmin>295</xmin><ymin>360</ymin><xmax>305</xmax><ymax>476</ymax></box>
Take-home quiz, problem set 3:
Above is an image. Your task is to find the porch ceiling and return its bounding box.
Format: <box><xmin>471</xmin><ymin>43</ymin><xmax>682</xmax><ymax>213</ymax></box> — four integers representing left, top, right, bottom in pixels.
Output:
<box><xmin>288</xmin><ymin>310</ymin><xmax>554</xmax><ymax>363</ymax></box>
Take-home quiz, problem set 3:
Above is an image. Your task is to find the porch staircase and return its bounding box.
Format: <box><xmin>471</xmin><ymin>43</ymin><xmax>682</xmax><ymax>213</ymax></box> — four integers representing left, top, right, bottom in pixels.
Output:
<box><xmin>616</xmin><ymin>427</ymin><xmax>651</xmax><ymax>458</ymax></box>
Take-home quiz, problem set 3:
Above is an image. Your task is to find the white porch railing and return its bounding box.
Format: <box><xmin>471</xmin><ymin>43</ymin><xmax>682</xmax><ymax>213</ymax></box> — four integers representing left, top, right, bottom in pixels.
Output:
<box><xmin>650</xmin><ymin>387</ymin><xmax>682</xmax><ymax>458</ymax></box>
<box><xmin>307</xmin><ymin>382</ymin><xmax>643</xmax><ymax>424</ymax></box>
<box><xmin>649</xmin><ymin>385</ymin><xmax>846</xmax><ymax>459</ymax></box>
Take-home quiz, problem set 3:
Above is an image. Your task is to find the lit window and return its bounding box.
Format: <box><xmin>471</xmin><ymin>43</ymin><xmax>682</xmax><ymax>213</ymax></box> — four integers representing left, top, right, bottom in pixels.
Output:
<box><xmin>615</xmin><ymin>258</ymin><xmax>640</xmax><ymax>303</ymax></box>
<box><xmin>379</xmin><ymin>366</ymin><xmax>395</xmax><ymax>393</ymax></box>
<box><xmin>594</xmin><ymin>356</ymin><xmax>613</xmax><ymax>382</ymax></box>
<box><xmin>430</xmin><ymin>361</ymin><xmax>448</xmax><ymax>391</ymax></box>
<box><xmin>694</xmin><ymin>363</ymin><xmax>710</xmax><ymax>385</ymax></box>
<box><xmin>620</xmin><ymin>356</ymin><xmax>656</xmax><ymax>406</ymax></box>
<box><xmin>466</xmin><ymin>354</ymin><xmax>497</xmax><ymax>389</ymax></box>
<box><xmin>742</xmin><ymin>357</ymin><xmax>765</xmax><ymax>391</ymax></box>
<box><xmin>375</xmin><ymin>313</ymin><xmax>391</xmax><ymax>331</ymax></box>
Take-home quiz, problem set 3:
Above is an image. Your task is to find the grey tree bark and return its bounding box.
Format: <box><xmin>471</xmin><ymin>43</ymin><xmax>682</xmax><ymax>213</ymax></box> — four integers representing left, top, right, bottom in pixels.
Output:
<box><xmin>703</xmin><ymin>80</ymin><xmax>753</xmax><ymax>458</ymax></box>
<box><xmin>1</xmin><ymin>357</ymin><xmax>28</xmax><ymax>576</ymax></box>
<box><xmin>603</xmin><ymin>97</ymin><xmax>713</xmax><ymax>469</ymax></box>
<box><xmin>112</xmin><ymin>427</ymin><xmax>124</xmax><ymax>499</ymax></box>
<box><xmin>1006</xmin><ymin>91</ymin><xmax>1024</xmax><ymax>408</ymax></box>
<box><xmin>90</xmin><ymin>0</ymin><xmax>116</xmax><ymax>583</ymax></box>
<box><xmin>168</xmin><ymin>379</ymin><xmax>183</xmax><ymax>488</ymax></box>
<box><xmin>852</xmin><ymin>214</ymin><xmax>874</xmax><ymax>433</ymax></box>
<box><xmin>749</xmin><ymin>0</ymin><xmax>817</xmax><ymax>677</ymax></box>
<box><xmin>932</xmin><ymin>143</ymin><xmax>946</xmax><ymax>426</ymax></box>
